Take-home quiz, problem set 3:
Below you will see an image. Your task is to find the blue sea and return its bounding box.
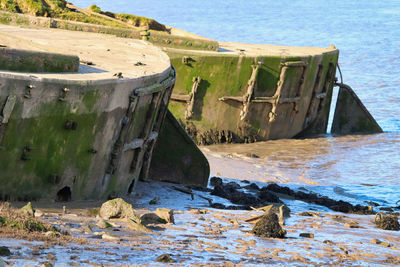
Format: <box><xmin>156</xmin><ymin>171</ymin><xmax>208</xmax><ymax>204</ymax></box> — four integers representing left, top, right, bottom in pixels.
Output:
<box><xmin>74</xmin><ymin>0</ymin><xmax>400</xmax><ymax>206</ymax></box>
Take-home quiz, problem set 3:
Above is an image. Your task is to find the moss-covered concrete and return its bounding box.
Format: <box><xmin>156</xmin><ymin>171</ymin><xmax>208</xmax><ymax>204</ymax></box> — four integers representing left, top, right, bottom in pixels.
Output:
<box><xmin>0</xmin><ymin>48</ymin><xmax>79</xmax><ymax>73</ymax></box>
<box><xmin>167</xmin><ymin>48</ymin><xmax>339</xmax><ymax>144</ymax></box>
<box><xmin>0</xmin><ymin>10</ymin><xmax>219</xmax><ymax>51</ymax></box>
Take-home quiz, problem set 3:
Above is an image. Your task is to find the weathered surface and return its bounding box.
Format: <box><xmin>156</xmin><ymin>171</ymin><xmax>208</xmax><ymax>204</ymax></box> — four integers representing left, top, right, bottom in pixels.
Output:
<box><xmin>0</xmin><ymin>48</ymin><xmax>79</xmax><ymax>73</ymax></box>
<box><xmin>19</xmin><ymin>202</ymin><xmax>35</xmax><ymax>217</ymax></box>
<box><xmin>251</xmin><ymin>213</ymin><xmax>286</xmax><ymax>238</ymax></box>
<box><xmin>149</xmin><ymin>110</ymin><xmax>210</xmax><ymax>186</ymax></box>
<box><xmin>331</xmin><ymin>83</ymin><xmax>383</xmax><ymax>135</ymax></box>
<box><xmin>99</xmin><ymin>198</ymin><xmax>137</xmax><ymax>220</ymax></box>
<box><xmin>155</xmin><ymin>208</ymin><xmax>174</xmax><ymax>224</ymax></box>
<box><xmin>167</xmin><ymin>43</ymin><xmax>339</xmax><ymax>144</ymax></box>
<box><xmin>0</xmin><ymin>10</ymin><xmax>218</xmax><ymax>51</ymax></box>
<box><xmin>0</xmin><ymin>24</ymin><xmax>175</xmax><ymax>201</ymax></box>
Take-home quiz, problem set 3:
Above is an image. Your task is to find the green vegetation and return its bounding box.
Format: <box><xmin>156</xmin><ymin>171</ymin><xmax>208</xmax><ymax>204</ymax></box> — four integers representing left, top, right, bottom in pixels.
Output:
<box><xmin>0</xmin><ymin>0</ymin><xmax>167</xmax><ymax>31</ymax></box>
<box><xmin>0</xmin><ymin>94</ymin><xmax>106</xmax><ymax>200</ymax></box>
<box><xmin>0</xmin><ymin>203</ymin><xmax>57</xmax><ymax>232</ymax></box>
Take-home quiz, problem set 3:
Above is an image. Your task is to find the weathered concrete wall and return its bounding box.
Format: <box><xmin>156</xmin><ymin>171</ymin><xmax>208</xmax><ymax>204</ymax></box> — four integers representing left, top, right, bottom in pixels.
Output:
<box><xmin>0</xmin><ymin>48</ymin><xmax>79</xmax><ymax>72</ymax></box>
<box><xmin>149</xmin><ymin>110</ymin><xmax>209</xmax><ymax>186</ymax></box>
<box><xmin>331</xmin><ymin>84</ymin><xmax>383</xmax><ymax>135</ymax></box>
<box><xmin>0</xmin><ymin>70</ymin><xmax>174</xmax><ymax>201</ymax></box>
<box><xmin>0</xmin><ymin>11</ymin><xmax>219</xmax><ymax>51</ymax></box>
<box><xmin>0</xmin><ymin>24</ymin><xmax>181</xmax><ymax>201</ymax></box>
<box><xmin>167</xmin><ymin>47</ymin><xmax>339</xmax><ymax>144</ymax></box>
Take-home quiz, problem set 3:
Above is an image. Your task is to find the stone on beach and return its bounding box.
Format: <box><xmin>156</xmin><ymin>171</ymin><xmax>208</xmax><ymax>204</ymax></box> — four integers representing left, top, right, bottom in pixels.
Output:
<box><xmin>140</xmin><ymin>213</ymin><xmax>167</xmax><ymax>225</ymax></box>
<box><xmin>19</xmin><ymin>202</ymin><xmax>35</xmax><ymax>217</ymax></box>
<box><xmin>374</xmin><ymin>213</ymin><xmax>399</xmax><ymax>231</ymax></box>
<box><xmin>0</xmin><ymin>246</ymin><xmax>10</xmax><ymax>256</ymax></box>
<box><xmin>155</xmin><ymin>208</ymin><xmax>175</xmax><ymax>224</ymax></box>
<box><xmin>156</xmin><ymin>253</ymin><xmax>175</xmax><ymax>263</ymax></box>
<box><xmin>99</xmin><ymin>198</ymin><xmax>138</xmax><ymax>220</ymax></box>
<box><xmin>251</xmin><ymin>213</ymin><xmax>286</xmax><ymax>238</ymax></box>
<box><xmin>100</xmin><ymin>198</ymin><xmax>151</xmax><ymax>232</ymax></box>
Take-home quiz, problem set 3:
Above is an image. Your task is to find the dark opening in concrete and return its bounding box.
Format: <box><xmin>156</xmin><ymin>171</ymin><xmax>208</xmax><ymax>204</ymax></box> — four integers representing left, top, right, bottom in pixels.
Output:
<box><xmin>56</xmin><ymin>186</ymin><xmax>71</xmax><ymax>202</ymax></box>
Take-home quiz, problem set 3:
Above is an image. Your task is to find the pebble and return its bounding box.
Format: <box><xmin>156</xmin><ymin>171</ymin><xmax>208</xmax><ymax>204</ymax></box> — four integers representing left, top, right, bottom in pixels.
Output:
<box><xmin>102</xmin><ymin>233</ymin><xmax>121</xmax><ymax>242</ymax></box>
<box><xmin>156</xmin><ymin>254</ymin><xmax>175</xmax><ymax>263</ymax></box>
<box><xmin>299</xmin><ymin>233</ymin><xmax>314</xmax><ymax>238</ymax></box>
<box><xmin>344</xmin><ymin>222</ymin><xmax>360</xmax><ymax>228</ymax></box>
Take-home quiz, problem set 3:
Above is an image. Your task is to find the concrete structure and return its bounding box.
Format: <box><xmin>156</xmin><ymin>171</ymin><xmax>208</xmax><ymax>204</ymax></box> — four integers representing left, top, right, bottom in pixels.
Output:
<box><xmin>167</xmin><ymin>43</ymin><xmax>339</xmax><ymax>144</ymax></box>
<box><xmin>331</xmin><ymin>83</ymin><xmax>382</xmax><ymax>135</ymax></box>
<box><xmin>0</xmin><ymin>25</ymin><xmax>186</xmax><ymax>201</ymax></box>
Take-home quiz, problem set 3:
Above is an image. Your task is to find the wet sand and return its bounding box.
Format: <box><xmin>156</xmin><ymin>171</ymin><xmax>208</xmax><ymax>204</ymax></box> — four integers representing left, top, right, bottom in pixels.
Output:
<box><xmin>1</xmin><ymin>173</ymin><xmax>400</xmax><ymax>266</ymax></box>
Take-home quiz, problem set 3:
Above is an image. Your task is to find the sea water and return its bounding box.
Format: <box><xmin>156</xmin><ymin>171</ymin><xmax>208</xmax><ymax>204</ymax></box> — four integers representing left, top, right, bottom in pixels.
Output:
<box><xmin>74</xmin><ymin>0</ymin><xmax>400</xmax><ymax>206</ymax></box>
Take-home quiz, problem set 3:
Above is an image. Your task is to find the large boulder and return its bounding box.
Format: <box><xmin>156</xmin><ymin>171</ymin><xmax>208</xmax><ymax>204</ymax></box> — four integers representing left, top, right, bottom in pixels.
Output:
<box><xmin>99</xmin><ymin>198</ymin><xmax>137</xmax><ymax>220</ymax></box>
<box><xmin>251</xmin><ymin>213</ymin><xmax>286</xmax><ymax>238</ymax></box>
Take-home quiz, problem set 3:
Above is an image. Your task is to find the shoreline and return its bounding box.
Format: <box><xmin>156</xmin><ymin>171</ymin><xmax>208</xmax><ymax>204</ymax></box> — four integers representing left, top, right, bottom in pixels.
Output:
<box><xmin>1</xmin><ymin>171</ymin><xmax>399</xmax><ymax>266</ymax></box>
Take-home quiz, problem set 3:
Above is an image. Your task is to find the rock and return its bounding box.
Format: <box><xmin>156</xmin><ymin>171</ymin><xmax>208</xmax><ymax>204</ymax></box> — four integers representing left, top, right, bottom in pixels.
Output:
<box><xmin>99</xmin><ymin>198</ymin><xmax>137</xmax><ymax>220</ymax></box>
<box><xmin>245</xmin><ymin>153</ymin><xmax>260</xmax><ymax>158</ymax></box>
<box><xmin>35</xmin><ymin>209</ymin><xmax>44</xmax><ymax>218</ymax></box>
<box><xmin>140</xmin><ymin>213</ymin><xmax>166</xmax><ymax>225</ymax></box>
<box><xmin>126</xmin><ymin>218</ymin><xmax>152</xmax><ymax>233</ymax></box>
<box><xmin>20</xmin><ymin>202</ymin><xmax>35</xmax><ymax>217</ymax></box>
<box><xmin>156</xmin><ymin>254</ymin><xmax>175</xmax><ymax>263</ymax></box>
<box><xmin>96</xmin><ymin>219</ymin><xmax>113</xmax><ymax>229</ymax></box>
<box><xmin>45</xmin><ymin>231</ymin><xmax>57</xmax><ymax>238</ymax></box>
<box><xmin>265</xmin><ymin>183</ymin><xmax>373</xmax><ymax>214</ymax></box>
<box><xmin>344</xmin><ymin>222</ymin><xmax>360</xmax><ymax>228</ymax></box>
<box><xmin>380</xmin><ymin>207</ymin><xmax>394</xmax><ymax>212</ymax></box>
<box><xmin>102</xmin><ymin>233</ymin><xmax>121</xmax><ymax>242</ymax></box>
<box><xmin>0</xmin><ymin>246</ymin><xmax>10</xmax><ymax>256</ymax></box>
<box><xmin>212</xmin><ymin>183</ymin><xmax>259</xmax><ymax>206</ymax></box>
<box><xmin>371</xmin><ymin>238</ymin><xmax>381</xmax><ymax>244</ymax></box>
<box><xmin>299</xmin><ymin>211</ymin><xmax>322</xmax><ymax>217</ymax></box>
<box><xmin>380</xmin><ymin>242</ymin><xmax>391</xmax><ymax>247</ymax></box>
<box><xmin>230</xmin><ymin>191</ymin><xmax>259</xmax><ymax>205</ymax></box>
<box><xmin>209</xmin><ymin>177</ymin><xmax>223</xmax><ymax>187</ymax></box>
<box><xmin>258</xmin><ymin>188</ymin><xmax>282</xmax><ymax>203</ymax></box>
<box><xmin>251</xmin><ymin>213</ymin><xmax>286</xmax><ymax>238</ymax></box>
<box><xmin>149</xmin><ymin>197</ymin><xmax>160</xmax><ymax>205</ymax></box>
<box><xmin>155</xmin><ymin>208</ymin><xmax>174</xmax><ymax>224</ymax></box>
<box><xmin>82</xmin><ymin>223</ymin><xmax>94</xmax><ymax>234</ymax></box>
<box><xmin>225</xmin><ymin>182</ymin><xmax>241</xmax><ymax>190</ymax></box>
<box><xmin>374</xmin><ymin>213</ymin><xmax>399</xmax><ymax>230</ymax></box>
<box><xmin>211</xmin><ymin>184</ymin><xmax>230</xmax><ymax>199</ymax></box>
<box><xmin>243</xmin><ymin>183</ymin><xmax>260</xmax><ymax>191</ymax></box>
<box><xmin>299</xmin><ymin>233</ymin><xmax>314</xmax><ymax>238</ymax></box>
<box><xmin>46</xmin><ymin>253</ymin><xmax>56</xmax><ymax>261</ymax></box>
<box><xmin>41</xmin><ymin>263</ymin><xmax>53</xmax><ymax>267</ymax></box>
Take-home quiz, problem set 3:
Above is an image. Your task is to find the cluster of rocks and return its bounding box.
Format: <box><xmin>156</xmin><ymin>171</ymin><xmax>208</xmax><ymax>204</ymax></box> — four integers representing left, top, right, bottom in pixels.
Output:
<box><xmin>98</xmin><ymin>198</ymin><xmax>174</xmax><ymax>233</ymax></box>
<box><xmin>210</xmin><ymin>177</ymin><xmax>282</xmax><ymax>210</ymax></box>
<box><xmin>209</xmin><ymin>177</ymin><xmax>371</xmax><ymax>215</ymax></box>
<box><xmin>254</xmin><ymin>182</ymin><xmax>373</xmax><ymax>214</ymax></box>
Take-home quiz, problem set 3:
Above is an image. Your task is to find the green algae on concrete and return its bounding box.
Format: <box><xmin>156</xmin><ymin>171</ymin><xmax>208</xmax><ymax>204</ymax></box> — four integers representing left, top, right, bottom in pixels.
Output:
<box><xmin>167</xmin><ymin>46</ymin><xmax>339</xmax><ymax>144</ymax></box>
<box><xmin>0</xmin><ymin>24</ymin><xmax>180</xmax><ymax>201</ymax></box>
<box><xmin>0</xmin><ymin>48</ymin><xmax>79</xmax><ymax>73</ymax></box>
